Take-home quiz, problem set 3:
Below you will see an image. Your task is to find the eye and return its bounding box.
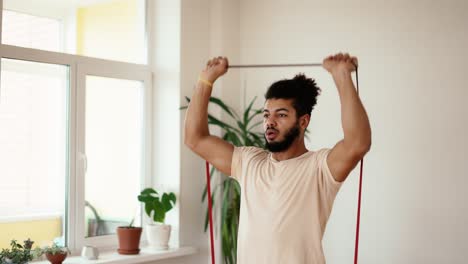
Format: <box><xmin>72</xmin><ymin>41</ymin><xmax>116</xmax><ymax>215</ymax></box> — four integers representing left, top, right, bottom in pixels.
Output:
<box><xmin>279</xmin><ymin>114</ymin><xmax>287</xmax><ymax>117</ymax></box>
<box><xmin>263</xmin><ymin>114</ymin><xmax>269</xmax><ymax>119</ymax></box>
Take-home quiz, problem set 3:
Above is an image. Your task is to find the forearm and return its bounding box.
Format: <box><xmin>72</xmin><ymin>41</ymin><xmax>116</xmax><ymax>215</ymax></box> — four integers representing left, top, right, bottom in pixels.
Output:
<box><xmin>184</xmin><ymin>81</ymin><xmax>213</xmax><ymax>148</ymax></box>
<box><xmin>332</xmin><ymin>69</ymin><xmax>371</xmax><ymax>152</ymax></box>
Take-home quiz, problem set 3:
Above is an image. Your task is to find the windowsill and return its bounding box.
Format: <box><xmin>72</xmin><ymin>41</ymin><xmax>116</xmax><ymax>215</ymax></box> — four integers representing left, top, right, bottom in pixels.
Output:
<box><xmin>33</xmin><ymin>246</ymin><xmax>197</xmax><ymax>264</ymax></box>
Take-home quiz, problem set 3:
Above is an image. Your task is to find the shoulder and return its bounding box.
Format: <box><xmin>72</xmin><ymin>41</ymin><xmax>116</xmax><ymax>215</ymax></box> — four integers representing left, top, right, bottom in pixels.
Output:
<box><xmin>233</xmin><ymin>146</ymin><xmax>267</xmax><ymax>158</ymax></box>
<box><xmin>306</xmin><ymin>148</ymin><xmax>332</xmax><ymax>167</ymax></box>
<box><xmin>231</xmin><ymin>146</ymin><xmax>268</xmax><ymax>179</ymax></box>
<box><xmin>313</xmin><ymin>148</ymin><xmax>332</xmax><ymax>159</ymax></box>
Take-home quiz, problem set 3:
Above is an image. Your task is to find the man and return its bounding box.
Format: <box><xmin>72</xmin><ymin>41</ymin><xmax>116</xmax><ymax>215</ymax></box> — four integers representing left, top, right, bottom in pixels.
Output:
<box><xmin>184</xmin><ymin>53</ymin><xmax>371</xmax><ymax>264</ymax></box>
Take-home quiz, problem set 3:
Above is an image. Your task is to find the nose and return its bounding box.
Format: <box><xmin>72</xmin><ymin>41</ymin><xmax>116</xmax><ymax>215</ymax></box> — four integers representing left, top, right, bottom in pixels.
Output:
<box><xmin>264</xmin><ymin>115</ymin><xmax>276</xmax><ymax>129</ymax></box>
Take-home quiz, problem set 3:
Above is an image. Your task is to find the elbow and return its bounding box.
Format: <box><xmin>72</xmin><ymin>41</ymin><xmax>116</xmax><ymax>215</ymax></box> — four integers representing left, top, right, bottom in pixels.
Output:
<box><xmin>184</xmin><ymin>133</ymin><xmax>197</xmax><ymax>150</ymax></box>
<box><xmin>184</xmin><ymin>138</ymin><xmax>194</xmax><ymax>150</ymax></box>
<box><xmin>354</xmin><ymin>138</ymin><xmax>371</xmax><ymax>158</ymax></box>
<box><xmin>184</xmin><ymin>131</ymin><xmax>207</xmax><ymax>151</ymax></box>
<box><xmin>362</xmin><ymin>140</ymin><xmax>372</xmax><ymax>155</ymax></box>
<box><xmin>183</xmin><ymin>121</ymin><xmax>197</xmax><ymax>150</ymax></box>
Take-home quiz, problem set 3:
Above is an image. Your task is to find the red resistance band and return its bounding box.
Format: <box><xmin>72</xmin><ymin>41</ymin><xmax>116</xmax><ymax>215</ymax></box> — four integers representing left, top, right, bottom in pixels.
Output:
<box><xmin>205</xmin><ymin>68</ymin><xmax>363</xmax><ymax>264</ymax></box>
<box><xmin>205</xmin><ymin>162</ymin><xmax>216</xmax><ymax>264</ymax></box>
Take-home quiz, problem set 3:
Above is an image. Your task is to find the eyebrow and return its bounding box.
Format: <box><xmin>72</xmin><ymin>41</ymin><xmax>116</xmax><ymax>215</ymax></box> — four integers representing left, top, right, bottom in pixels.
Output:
<box><xmin>263</xmin><ymin>108</ymin><xmax>290</xmax><ymax>113</ymax></box>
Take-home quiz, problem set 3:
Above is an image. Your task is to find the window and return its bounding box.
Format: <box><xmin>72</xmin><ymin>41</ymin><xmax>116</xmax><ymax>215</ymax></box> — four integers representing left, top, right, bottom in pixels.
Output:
<box><xmin>84</xmin><ymin>76</ymin><xmax>144</xmax><ymax>238</ymax></box>
<box><xmin>0</xmin><ymin>58</ymin><xmax>68</xmax><ymax>249</ymax></box>
<box><xmin>2</xmin><ymin>10</ymin><xmax>62</xmax><ymax>52</ymax></box>
<box><xmin>0</xmin><ymin>0</ymin><xmax>151</xmax><ymax>251</ymax></box>
<box><xmin>2</xmin><ymin>0</ymin><xmax>146</xmax><ymax>64</ymax></box>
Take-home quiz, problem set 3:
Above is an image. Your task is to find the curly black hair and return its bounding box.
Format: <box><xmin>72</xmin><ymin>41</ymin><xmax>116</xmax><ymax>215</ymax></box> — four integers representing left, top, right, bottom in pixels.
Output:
<box><xmin>264</xmin><ymin>73</ymin><xmax>321</xmax><ymax>117</ymax></box>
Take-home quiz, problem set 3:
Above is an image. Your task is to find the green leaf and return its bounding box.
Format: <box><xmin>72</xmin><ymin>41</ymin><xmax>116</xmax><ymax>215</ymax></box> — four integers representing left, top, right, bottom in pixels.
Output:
<box><xmin>162</xmin><ymin>193</ymin><xmax>176</xmax><ymax>212</ymax></box>
<box><xmin>247</xmin><ymin>120</ymin><xmax>263</xmax><ymax>131</ymax></box>
<box><xmin>209</xmin><ymin>97</ymin><xmax>237</xmax><ymax>119</ymax></box>
<box><xmin>141</xmin><ymin>188</ymin><xmax>158</xmax><ymax>196</ymax></box>
<box><xmin>247</xmin><ymin>108</ymin><xmax>263</xmax><ymax>124</ymax></box>
<box><xmin>243</xmin><ymin>136</ymin><xmax>253</xmax><ymax>146</ymax></box>
<box><xmin>207</xmin><ymin>115</ymin><xmax>242</xmax><ymax>135</ymax></box>
<box><xmin>179</xmin><ymin>96</ymin><xmax>191</xmax><ymax>110</ymax></box>
<box><xmin>223</xmin><ymin>130</ymin><xmax>242</xmax><ymax>147</ymax></box>
<box><xmin>237</xmin><ymin>120</ymin><xmax>247</xmax><ymax>133</ymax></box>
<box><xmin>152</xmin><ymin>200</ymin><xmax>166</xmax><ymax>223</ymax></box>
<box><xmin>138</xmin><ymin>195</ymin><xmax>155</xmax><ymax>203</ymax></box>
<box><xmin>203</xmin><ymin>190</ymin><xmax>217</xmax><ymax>232</ymax></box>
<box><xmin>220</xmin><ymin>179</ymin><xmax>231</xmax><ymax>228</ymax></box>
<box><xmin>249</xmin><ymin>131</ymin><xmax>264</xmax><ymax>146</ymax></box>
<box><xmin>145</xmin><ymin>203</ymin><xmax>153</xmax><ymax>218</ymax></box>
<box><xmin>168</xmin><ymin>193</ymin><xmax>176</xmax><ymax>204</ymax></box>
<box><xmin>232</xmin><ymin>180</ymin><xmax>241</xmax><ymax>195</ymax></box>
<box><xmin>243</xmin><ymin>97</ymin><xmax>257</xmax><ymax>126</ymax></box>
<box><xmin>230</xmin><ymin>215</ymin><xmax>238</xmax><ymax>258</ymax></box>
<box><xmin>201</xmin><ymin>167</ymin><xmax>217</xmax><ymax>202</ymax></box>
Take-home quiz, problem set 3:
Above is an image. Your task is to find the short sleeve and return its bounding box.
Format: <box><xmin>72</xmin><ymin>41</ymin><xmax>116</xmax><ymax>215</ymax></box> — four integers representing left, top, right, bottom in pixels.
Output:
<box><xmin>230</xmin><ymin>147</ymin><xmax>243</xmax><ymax>180</ymax></box>
<box><xmin>230</xmin><ymin>146</ymin><xmax>264</xmax><ymax>182</ymax></box>
<box><xmin>316</xmin><ymin>148</ymin><xmax>343</xmax><ymax>199</ymax></box>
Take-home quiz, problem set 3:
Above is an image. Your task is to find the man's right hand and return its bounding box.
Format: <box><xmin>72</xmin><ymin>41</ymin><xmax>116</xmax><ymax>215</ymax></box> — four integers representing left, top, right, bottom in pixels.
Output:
<box><xmin>200</xmin><ymin>56</ymin><xmax>229</xmax><ymax>84</ymax></box>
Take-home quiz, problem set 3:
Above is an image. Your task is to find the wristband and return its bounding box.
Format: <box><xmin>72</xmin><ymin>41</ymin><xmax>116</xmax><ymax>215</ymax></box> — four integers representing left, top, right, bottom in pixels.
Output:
<box><xmin>198</xmin><ymin>76</ymin><xmax>213</xmax><ymax>87</ymax></box>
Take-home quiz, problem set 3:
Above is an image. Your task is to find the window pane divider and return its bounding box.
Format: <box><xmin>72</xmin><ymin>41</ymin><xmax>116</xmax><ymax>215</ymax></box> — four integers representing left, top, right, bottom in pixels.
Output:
<box><xmin>1</xmin><ymin>44</ymin><xmax>150</xmax><ymax>72</ymax></box>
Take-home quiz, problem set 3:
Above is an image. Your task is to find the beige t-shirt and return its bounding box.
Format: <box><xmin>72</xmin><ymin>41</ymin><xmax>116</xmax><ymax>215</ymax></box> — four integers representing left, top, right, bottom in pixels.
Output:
<box><xmin>230</xmin><ymin>146</ymin><xmax>343</xmax><ymax>264</ymax></box>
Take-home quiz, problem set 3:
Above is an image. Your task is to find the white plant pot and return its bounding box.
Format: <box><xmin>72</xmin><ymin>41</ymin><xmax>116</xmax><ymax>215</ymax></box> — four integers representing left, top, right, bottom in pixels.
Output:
<box><xmin>146</xmin><ymin>223</ymin><xmax>171</xmax><ymax>250</ymax></box>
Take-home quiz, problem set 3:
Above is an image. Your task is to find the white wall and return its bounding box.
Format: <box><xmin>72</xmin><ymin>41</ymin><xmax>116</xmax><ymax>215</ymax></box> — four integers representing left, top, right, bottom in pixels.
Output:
<box><xmin>236</xmin><ymin>0</ymin><xmax>468</xmax><ymax>263</ymax></box>
<box><xmin>148</xmin><ymin>0</ymin><xmax>241</xmax><ymax>263</ymax></box>
<box><xmin>179</xmin><ymin>0</ymin><xmax>213</xmax><ymax>262</ymax></box>
<box><xmin>148</xmin><ymin>0</ymin><xmax>181</xmax><ymax>248</ymax></box>
<box><xmin>178</xmin><ymin>1</ymin><xmax>241</xmax><ymax>264</ymax></box>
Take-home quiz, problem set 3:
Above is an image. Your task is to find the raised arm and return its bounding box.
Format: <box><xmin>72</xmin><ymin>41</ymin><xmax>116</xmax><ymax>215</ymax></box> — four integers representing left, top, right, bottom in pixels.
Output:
<box><xmin>323</xmin><ymin>53</ymin><xmax>372</xmax><ymax>183</ymax></box>
<box><xmin>184</xmin><ymin>56</ymin><xmax>235</xmax><ymax>176</ymax></box>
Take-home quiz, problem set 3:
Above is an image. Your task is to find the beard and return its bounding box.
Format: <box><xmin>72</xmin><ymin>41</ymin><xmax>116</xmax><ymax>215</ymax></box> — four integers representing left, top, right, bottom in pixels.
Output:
<box><xmin>264</xmin><ymin>121</ymin><xmax>301</xmax><ymax>153</ymax></box>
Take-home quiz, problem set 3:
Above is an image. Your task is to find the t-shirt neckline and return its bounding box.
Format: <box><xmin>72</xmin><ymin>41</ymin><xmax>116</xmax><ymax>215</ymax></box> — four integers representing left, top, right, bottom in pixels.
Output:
<box><xmin>268</xmin><ymin>150</ymin><xmax>314</xmax><ymax>164</ymax></box>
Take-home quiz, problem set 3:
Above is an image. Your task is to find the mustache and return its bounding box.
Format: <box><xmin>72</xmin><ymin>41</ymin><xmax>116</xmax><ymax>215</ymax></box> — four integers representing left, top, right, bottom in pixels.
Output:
<box><xmin>265</xmin><ymin>128</ymin><xmax>279</xmax><ymax>133</ymax></box>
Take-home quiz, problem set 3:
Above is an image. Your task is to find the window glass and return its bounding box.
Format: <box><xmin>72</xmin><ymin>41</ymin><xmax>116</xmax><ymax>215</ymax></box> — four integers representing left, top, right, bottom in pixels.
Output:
<box><xmin>0</xmin><ymin>58</ymin><xmax>69</xmax><ymax>248</ymax></box>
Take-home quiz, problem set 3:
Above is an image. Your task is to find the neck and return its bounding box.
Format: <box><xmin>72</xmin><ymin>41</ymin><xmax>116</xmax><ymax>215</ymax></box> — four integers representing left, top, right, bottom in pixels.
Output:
<box><xmin>270</xmin><ymin>139</ymin><xmax>308</xmax><ymax>161</ymax></box>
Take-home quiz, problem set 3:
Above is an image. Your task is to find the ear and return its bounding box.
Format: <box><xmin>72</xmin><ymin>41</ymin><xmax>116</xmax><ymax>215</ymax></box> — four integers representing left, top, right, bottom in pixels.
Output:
<box><xmin>299</xmin><ymin>114</ymin><xmax>310</xmax><ymax>130</ymax></box>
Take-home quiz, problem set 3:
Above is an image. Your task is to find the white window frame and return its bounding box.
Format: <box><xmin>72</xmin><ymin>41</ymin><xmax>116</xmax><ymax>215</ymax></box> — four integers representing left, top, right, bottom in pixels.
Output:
<box><xmin>0</xmin><ymin>1</ymin><xmax>152</xmax><ymax>252</ymax></box>
<box><xmin>75</xmin><ymin>62</ymin><xmax>152</xmax><ymax>250</ymax></box>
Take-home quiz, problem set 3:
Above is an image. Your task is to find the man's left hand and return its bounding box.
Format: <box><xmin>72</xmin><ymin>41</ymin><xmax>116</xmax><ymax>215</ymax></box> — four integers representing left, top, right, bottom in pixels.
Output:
<box><xmin>323</xmin><ymin>53</ymin><xmax>358</xmax><ymax>74</ymax></box>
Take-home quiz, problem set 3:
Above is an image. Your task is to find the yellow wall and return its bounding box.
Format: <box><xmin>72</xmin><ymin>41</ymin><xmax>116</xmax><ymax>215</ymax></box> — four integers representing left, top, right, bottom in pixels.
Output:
<box><xmin>76</xmin><ymin>0</ymin><xmax>143</xmax><ymax>64</ymax></box>
<box><xmin>0</xmin><ymin>218</ymin><xmax>62</xmax><ymax>249</ymax></box>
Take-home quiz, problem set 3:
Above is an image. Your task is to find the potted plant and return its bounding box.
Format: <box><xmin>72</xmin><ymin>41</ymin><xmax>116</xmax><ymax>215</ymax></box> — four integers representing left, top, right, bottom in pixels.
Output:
<box><xmin>116</xmin><ymin>218</ymin><xmax>143</xmax><ymax>255</ymax></box>
<box><xmin>0</xmin><ymin>239</ymin><xmax>36</xmax><ymax>264</ymax></box>
<box><xmin>138</xmin><ymin>188</ymin><xmax>176</xmax><ymax>250</ymax></box>
<box><xmin>34</xmin><ymin>243</ymin><xmax>70</xmax><ymax>264</ymax></box>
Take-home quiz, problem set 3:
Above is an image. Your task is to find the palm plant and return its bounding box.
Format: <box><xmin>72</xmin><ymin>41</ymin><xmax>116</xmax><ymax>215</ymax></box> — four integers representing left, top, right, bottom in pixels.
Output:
<box><xmin>182</xmin><ymin>96</ymin><xmax>264</xmax><ymax>264</ymax></box>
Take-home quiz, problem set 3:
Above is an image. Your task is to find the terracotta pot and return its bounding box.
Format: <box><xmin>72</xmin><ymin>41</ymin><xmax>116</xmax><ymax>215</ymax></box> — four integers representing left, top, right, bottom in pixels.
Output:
<box><xmin>45</xmin><ymin>252</ymin><xmax>67</xmax><ymax>264</ymax></box>
<box><xmin>117</xmin><ymin>226</ymin><xmax>142</xmax><ymax>255</ymax></box>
